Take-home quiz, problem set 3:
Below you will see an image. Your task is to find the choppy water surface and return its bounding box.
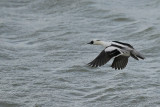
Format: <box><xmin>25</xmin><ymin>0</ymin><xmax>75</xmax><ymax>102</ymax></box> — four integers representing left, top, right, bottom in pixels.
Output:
<box><xmin>0</xmin><ymin>0</ymin><xmax>160</xmax><ymax>107</ymax></box>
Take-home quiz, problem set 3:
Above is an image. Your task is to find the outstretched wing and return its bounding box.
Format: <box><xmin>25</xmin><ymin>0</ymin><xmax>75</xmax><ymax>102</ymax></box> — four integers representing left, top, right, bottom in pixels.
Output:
<box><xmin>111</xmin><ymin>56</ymin><xmax>129</xmax><ymax>70</ymax></box>
<box><xmin>88</xmin><ymin>47</ymin><xmax>121</xmax><ymax>67</ymax></box>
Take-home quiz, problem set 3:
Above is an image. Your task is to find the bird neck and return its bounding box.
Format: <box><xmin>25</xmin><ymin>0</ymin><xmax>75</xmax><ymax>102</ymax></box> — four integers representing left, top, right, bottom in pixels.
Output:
<box><xmin>96</xmin><ymin>41</ymin><xmax>111</xmax><ymax>47</ymax></box>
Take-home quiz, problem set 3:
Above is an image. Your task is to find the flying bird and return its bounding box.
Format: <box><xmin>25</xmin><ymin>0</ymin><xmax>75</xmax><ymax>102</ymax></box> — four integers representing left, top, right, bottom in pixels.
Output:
<box><xmin>87</xmin><ymin>39</ymin><xmax>145</xmax><ymax>70</ymax></box>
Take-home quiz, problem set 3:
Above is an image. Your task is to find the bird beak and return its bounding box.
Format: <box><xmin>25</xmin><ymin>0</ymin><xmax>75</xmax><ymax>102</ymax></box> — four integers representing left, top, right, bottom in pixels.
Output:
<box><xmin>87</xmin><ymin>42</ymin><xmax>91</xmax><ymax>44</ymax></box>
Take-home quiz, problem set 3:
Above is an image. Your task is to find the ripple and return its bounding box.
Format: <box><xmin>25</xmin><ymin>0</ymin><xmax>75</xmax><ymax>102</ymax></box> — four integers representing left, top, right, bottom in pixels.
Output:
<box><xmin>113</xmin><ymin>17</ymin><xmax>134</xmax><ymax>22</ymax></box>
<box><xmin>66</xmin><ymin>65</ymin><xmax>91</xmax><ymax>72</ymax></box>
<box><xmin>0</xmin><ymin>101</ymin><xmax>21</xmax><ymax>107</ymax></box>
<box><xmin>130</xmin><ymin>26</ymin><xmax>155</xmax><ymax>37</ymax></box>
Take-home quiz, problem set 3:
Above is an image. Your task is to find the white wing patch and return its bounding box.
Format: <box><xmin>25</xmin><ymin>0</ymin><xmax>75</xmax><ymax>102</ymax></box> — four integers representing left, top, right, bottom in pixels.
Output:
<box><xmin>105</xmin><ymin>46</ymin><xmax>122</xmax><ymax>54</ymax></box>
<box><xmin>104</xmin><ymin>46</ymin><xmax>118</xmax><ymax>52</ymax></box>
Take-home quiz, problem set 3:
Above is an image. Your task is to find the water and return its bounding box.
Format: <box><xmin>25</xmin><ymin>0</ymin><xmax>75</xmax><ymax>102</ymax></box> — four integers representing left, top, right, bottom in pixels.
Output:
<box><xmin>0</xmin><ymin>0</ymin><xmax>160</xmax><ymax>107</ymax></box>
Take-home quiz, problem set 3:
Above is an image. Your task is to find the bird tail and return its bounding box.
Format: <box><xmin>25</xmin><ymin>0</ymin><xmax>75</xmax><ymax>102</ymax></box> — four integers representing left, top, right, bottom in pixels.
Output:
<box><xmin>130</xmin><ymin>50</ymin><xmax>145</xmax><ymax>60</ymax></box>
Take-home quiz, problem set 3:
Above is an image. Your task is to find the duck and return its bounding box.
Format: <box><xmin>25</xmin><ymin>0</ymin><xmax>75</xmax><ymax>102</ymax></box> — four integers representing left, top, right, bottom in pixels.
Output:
<box><xmin>87</xmin><ymin>39</ymin><xmax>145</xmax><ymax>70</ymax></box>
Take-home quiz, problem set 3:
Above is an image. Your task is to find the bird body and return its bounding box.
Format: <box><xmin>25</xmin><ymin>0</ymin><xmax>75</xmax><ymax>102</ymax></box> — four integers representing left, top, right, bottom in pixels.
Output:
<box><xmin>87</xmin><ymin>40</ymin><xmax>145</xmax><ymax>70</ymax></box>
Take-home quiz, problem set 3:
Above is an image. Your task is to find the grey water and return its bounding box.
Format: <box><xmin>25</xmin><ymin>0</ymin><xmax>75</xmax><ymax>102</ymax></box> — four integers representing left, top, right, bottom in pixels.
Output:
<box><xmin>0</xmin><ymin>0</ymin><xmax>160</xmax><ymax>107</ymax></box>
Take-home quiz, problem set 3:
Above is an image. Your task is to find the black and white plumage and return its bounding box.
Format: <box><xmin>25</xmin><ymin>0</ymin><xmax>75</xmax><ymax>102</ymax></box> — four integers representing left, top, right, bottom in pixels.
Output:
<box><xmin>87</xmin><ymin>40</ymin><xmax>145</xmax><ymax>70</ymax></box>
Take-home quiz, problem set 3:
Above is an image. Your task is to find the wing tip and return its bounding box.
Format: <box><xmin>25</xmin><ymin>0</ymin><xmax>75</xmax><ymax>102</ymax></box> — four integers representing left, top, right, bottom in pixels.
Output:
<box><xmin>87</xmin><ymin>63</ymin><xmax>98</xmax><ymax>68</ymax></box>
<box><xmin>111</xmin><ymin>65</ymin><xmax>125</xmax><ymax>70</ymax></box>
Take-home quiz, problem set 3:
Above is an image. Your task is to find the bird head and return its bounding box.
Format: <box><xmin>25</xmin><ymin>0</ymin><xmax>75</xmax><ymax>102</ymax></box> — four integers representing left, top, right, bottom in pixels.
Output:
<box><xmin>87</xmin><ymin>39</ymin><xmax>101</xmax><ymax>45</ymax></box>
